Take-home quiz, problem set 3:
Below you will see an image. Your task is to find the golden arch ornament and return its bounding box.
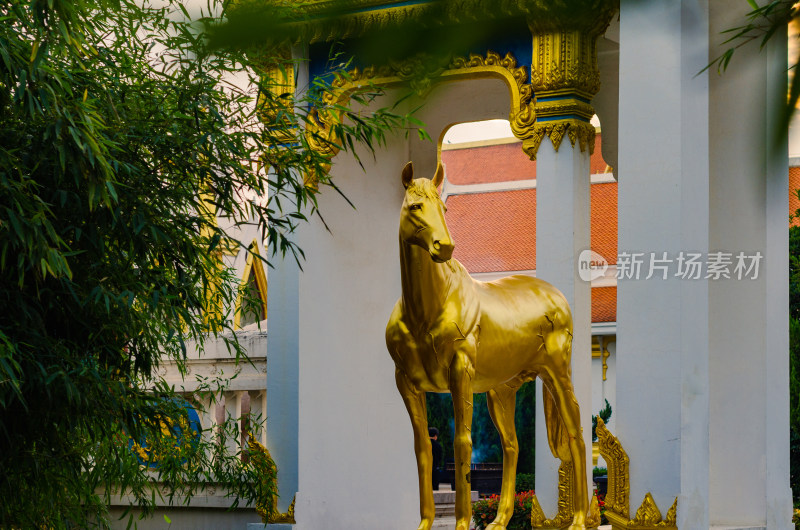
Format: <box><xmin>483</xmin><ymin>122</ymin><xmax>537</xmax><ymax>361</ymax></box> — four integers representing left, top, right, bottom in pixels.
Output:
<box><xmin>306</xmin><ymin>50</ymin><xmax>536</xmax><ymax>164</ymax></box>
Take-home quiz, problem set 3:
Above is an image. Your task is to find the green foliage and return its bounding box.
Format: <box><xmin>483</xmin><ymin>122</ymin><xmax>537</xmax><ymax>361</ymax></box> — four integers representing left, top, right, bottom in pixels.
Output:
<box><xmin>0</xmin><ymin>0</ymin><xmax>409</xmax><ymax>527</ymax></box>
<box><xmin>515</xmin><ymin>473</ymin><xmax>535</xmax><ymax>494</ymax></box>
<box><xmin>705</xmin><ymin>1</ymin><xmax>796</xmax><ymax>149</ymax></box>
<box><xmin>791</xmin><ymin>222</ymin><xmax>800</xmax><ymax>503</ymax></box>
<box><xmin>425</xmin><ymin>381</ymin><xmax>535</xmax><ymax>474</ymax></box>
<box><xmin>592</xmin><ymin>398</ymin><xmax>612</xmax><ymax>442</ymax></box>
<box><xmin>472</xmin><ymin>490</ymin><xmax>536</xmax><ymax>530</ymax></box>
<box><xmin>593</xmin><ymin>466</ymin><xmax>607</xmax><ymax>478</ymax></box>
<box><xmin>791</xmin><ymin>190</ymin><xmax>800</xmax><ymax>502</ymax></box>
<box><xmin>426</xmin><ymin>392</ymin><xmax>454</xmax><ymax>464</ymax></box>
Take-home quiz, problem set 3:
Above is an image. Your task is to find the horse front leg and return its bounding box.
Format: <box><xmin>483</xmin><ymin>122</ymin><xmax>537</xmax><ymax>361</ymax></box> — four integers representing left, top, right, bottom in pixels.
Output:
<box><xmin>485</xmin><ymin>381</ymin><xmax>522</xmax><ymax>530</ymax></box>
<box><xmin>449</xmin><ymin>350</ymin><xmax>476</xmax><ymax>530</ymax></box>
<box><xmin>395</xmin><ymin>368</ymin><xmax>435</xmax><ymax>530</ymax></box>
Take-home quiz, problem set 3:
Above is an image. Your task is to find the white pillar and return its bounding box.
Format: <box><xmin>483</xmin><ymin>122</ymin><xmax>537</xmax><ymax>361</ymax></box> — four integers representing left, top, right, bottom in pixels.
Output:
<box><xmin>707</xmin><ymin>1</ymin><xmax>791</xmax><ymax>527</ymax></box>
<box><xmin>617</xmin><ymin>1</ymin><xmax>792</xmax><ymax>527</ymax></box>
<box><xmin>263</xmin><ymin>45</ymin><xmax>306</xmax><ymax>515</ymax></box>
<box><xmin>764</xmin><ymin>19</ymin><xmax>792</xmax><ymax>529</ymax></box>
<box><xmin>534</xmin><ymin>135</ymin><xmax>593</xmax><ymax>513</ymax></box>
<box><xmin>618</xmin><ymin>0</ymin><xmax>707</xmax><ymax>522</ymax></box>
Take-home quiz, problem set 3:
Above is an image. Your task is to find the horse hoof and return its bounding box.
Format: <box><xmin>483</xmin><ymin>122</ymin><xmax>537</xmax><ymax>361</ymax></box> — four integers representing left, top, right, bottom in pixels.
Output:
<box><xmin>415</xmin><ymin>521</ymin><xmax>433</xmax><ymax>530</ymax></box>
<box><xmin>455</xmin><ymin>520</ymin><xmax>470</xmax><ymax>530</ymax></box>
<box><xmin>486</xmin><ymin>523</ymin><xmax>507</xmax><ymax>530</ymax></box>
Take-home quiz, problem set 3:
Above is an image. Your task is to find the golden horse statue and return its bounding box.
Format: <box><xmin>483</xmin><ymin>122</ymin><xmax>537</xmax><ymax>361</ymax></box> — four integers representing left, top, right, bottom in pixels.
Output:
<box><xmin>385</xmin><ymin>162</ymin><xmax>588</xmax><ymax>530</ymax></box>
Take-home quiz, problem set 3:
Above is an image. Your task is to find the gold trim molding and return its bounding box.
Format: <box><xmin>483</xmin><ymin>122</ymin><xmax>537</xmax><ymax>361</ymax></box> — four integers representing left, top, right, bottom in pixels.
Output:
<box><xmin>247</xmin><ymin>431</ymin><xmax>297</xmax><ymax>525</ymax></box>
<box><xmin>596</xmin><ymin>417</ymin><xmax>629</xmax><ymax>521</ymax></box>
<box><xmin>233</xmin><ymin>239</ymin><xmax>269</xmax><ymax>330</ymax></box>
<box><xmin>592</xmin><ymin>337</ymin><xmax>612</xmax><ymax>381</ymax></box>
<box><xmin>531</xmin><ymin>460</ymin><xmax>601</xmax><ymax>529</ymax></box>
<box><xmin>596</xmin><ymin>418</ymin><xmax>678</xmax><ymax>530</ymax></box>
<box><xmin>307</xmin><ymin>50</ymin><xmax>535</xmax><ymax>162</ymax></box>
<box><xmin>628</xmin><ymin>493</ymin><xmax>677</xmax><ymax>529</ymax></box>
<box><xmin>525</xmin><ymin>2</ymin><xmax>616</xmax><ymax>159</ymax></box>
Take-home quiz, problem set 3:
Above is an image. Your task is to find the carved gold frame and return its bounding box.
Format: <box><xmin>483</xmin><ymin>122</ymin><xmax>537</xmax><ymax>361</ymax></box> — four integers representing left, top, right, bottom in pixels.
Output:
<box><xmin>233</xmin><ymin>239</ymin><xmax>269</xmax><ymax>330</ymax></box>
<box><xmin>530</xmin><ymin>460</ymin><xmax>602</xmax><ymax>529</ymax></box>
<box><xmin>305</xmin><ymin>50</ymin><xmax>535</xmax><ymax>163</ymax></box>
<box><xmin>596</xmin><ymin>418</ymin><xmax>677</xmax><ymax>530</ymax></box>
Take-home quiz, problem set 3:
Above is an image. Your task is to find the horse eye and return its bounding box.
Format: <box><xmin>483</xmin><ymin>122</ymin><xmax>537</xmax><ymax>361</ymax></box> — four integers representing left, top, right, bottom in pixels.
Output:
<box><xmin>409</xmin><ymin>203</ymin><xmax>422</xmax><ymax>211</ymax></box>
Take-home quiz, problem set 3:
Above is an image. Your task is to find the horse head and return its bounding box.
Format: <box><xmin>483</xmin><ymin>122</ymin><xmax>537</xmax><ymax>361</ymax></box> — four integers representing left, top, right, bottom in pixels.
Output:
<box><xmin>399</xmin><ymin>161</ymin><xmax>454</xmax><ymax>263</ymax></box>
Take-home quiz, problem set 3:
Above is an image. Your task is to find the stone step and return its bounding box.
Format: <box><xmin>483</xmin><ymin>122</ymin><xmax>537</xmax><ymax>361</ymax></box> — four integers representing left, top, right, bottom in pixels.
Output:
<box><xmin>432</xmin><ymin>490</ymin><xmax>479</xmax><ymax>504</ymax></box>
<box><xmin>431</xmin><ymin>517</ymin><xmax>457</xmax><ymax>529</ymax></box>
<box><xmin>430</xmin><ymin>517</ymin><xmax>455</xmax><ymax>529</ymax></box>
<box><xmin>435</xmin><ymin>502</ymin><xmax>455</xmax><ymax>517</ymax></box>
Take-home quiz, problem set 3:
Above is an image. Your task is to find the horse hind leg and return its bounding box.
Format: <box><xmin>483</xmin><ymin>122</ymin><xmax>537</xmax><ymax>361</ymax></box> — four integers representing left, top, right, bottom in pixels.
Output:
<box><xmin>485</xmin><ymin>380</ymin><xmax>522</xmax><ymax>530</ymax></box>
<box><xmin>540</xmin><ymin>370</ymin><xmax>588</xmax><ymax>530</ymax></box>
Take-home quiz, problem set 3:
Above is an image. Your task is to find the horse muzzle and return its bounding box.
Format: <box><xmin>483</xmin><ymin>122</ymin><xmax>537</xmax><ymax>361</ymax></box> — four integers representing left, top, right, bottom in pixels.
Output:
<box><xmin>430</xmin><ymin>239</ymin><xmax>454</xmax><ymax>263</ymax></box>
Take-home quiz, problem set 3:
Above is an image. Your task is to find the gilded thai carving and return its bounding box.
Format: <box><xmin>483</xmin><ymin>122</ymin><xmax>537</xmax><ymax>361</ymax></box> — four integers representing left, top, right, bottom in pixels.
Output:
<box><xmin>585</xmin><ymin>495</ymin><xmax>602</xmax><ymax>528</ymax></box>
<box><xmin>595</xmin><ymin>419</ymin><xmax>678</xmax><ymax>530</ymax></box>
<box><xmin>309</xmin><ymin>51</ymin><xmax>535</xmax><ymax>168</ymax></box>
<box><xmin>247</xmin><ymin>431</ymin><xmax>297</xmax><ymax>525</ymax></box>
<box><xmin>662</xmin><ymin>498</ymin><xmax>678</xmax><ymax>527</ymax></box>
<box><xmin>626</xmin><ymin>493</ymin><xmax>677</xmax><ymax>529</ymax></box>
<box><xmin>530</xmin><ymin>459</ymin><xmax>603</xmax><ymax>529</ymax></box>
<box><xmin>531</xmin><ymin>460</ymin><xmax>576</xmax><ymax>529</ymax></box>
<box><xmin>596</xmin><ymin>418</ymin><xmax>629</xmax><ymax>519</ymax></box>
<box><xmin>528</xmin><ymin>120</ymin><xmax>595</xmax><ymax>158</ymax></box>
<box><xmin>524</xmin><ymin>3</ymin><xmax>616</xmax><ymax>159</ymax></box>
<box><xmin>387</xmin><ymin>162</ymin><xmax>588</xmax><ymax>530</ymax></box>
<box><xmin>630</xmin><ymin>493</ymin><xmax>662</xmax><ymax>527</ymax></box>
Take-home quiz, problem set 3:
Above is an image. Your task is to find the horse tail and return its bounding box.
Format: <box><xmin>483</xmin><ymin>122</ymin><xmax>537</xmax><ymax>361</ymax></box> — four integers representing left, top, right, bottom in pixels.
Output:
<box><xmin>543</xmin><ymin>382</ymin><xmax>572</xmax><ymax>461</ymax></box>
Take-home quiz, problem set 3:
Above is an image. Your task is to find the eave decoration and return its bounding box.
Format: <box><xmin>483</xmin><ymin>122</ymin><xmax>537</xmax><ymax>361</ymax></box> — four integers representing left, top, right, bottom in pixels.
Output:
<box><xmin>249</xmin><ymin>0</ymin><xmax>618</xmax><ymax>166</ymax></box>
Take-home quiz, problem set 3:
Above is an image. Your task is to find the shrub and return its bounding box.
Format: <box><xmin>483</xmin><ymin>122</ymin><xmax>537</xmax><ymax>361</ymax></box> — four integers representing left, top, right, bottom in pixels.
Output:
<box><xmin>473</xmin><ymin>491</ymin><xmax>535</xmax><ymax>530</ymax></box>
<box><xmin>516</xmin><ymin>473</ymin><xmax>536</xmax><ymax>493</ymax></box>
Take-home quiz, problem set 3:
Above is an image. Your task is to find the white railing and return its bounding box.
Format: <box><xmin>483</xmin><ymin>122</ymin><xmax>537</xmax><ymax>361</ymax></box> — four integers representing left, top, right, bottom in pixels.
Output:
<box><xmin>107</xmin><ymin>329</ymin><xmax>268</xmax><ymax>512</ymax></box>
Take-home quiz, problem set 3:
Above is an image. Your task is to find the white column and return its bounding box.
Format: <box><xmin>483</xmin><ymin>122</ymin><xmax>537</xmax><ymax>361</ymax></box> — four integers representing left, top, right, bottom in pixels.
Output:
<box><xmin>677</xmin><ymin>1</ymin><xmax>711</xmax><ymax>527</ymax></box>
<box><xmin>534</xmin><ymin>136</ymin><xmax>592</xmax><ymax>513</ymax></box>
<box><xmin>764</xmin><ymin>19</ymin><xmax>792</xmax><ymax>529</ymax></box>
<box><xmin>249</xmin><ymin>390</ymin><xmax>267</xmax><ymax>447</ymax></box>
<box><xmin>263</xmin><ymin>45</ymin><xmax>306</xmax><ymax>516</ymax></box>
<box><xmin>618</xmin><ymin>0</ymin><xmax>700</xmax><ymax>520</ymax></box>
<box><xmin>707</xmin><ymin>1</ymin><xmax>791</xmax><ymax>527</ymax></box>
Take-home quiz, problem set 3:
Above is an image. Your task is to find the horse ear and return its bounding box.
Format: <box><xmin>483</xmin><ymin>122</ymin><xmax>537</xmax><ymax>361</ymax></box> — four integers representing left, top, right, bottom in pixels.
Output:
<box><xmin>432</xmin><ymin>162</ymin><xmax>444</xmax><ymax>188</ymax></box>
<box><xmin>401</xmin><ymin>161</ymin><xmax>413</xmax><ymax>189</ymax></box>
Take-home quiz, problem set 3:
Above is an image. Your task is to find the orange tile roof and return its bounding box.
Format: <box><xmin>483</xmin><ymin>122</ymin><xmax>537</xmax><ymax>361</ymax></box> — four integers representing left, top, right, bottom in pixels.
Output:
<box><xmin>590</xmin><ymin>183</ymin><xmax>618</xmax><ymax>266</ymax></box>
<box><xmin>445</xmin><ymin>183</ymin><xmax>618</xmax><ymax>272</ymax></box>
<box><xmin>791</xmin><ymin>166</ymin><xmax>800</xmax><ymax>226</ymax></box>
<box><xmin>447</xmin><ymin>189</ymin><xmax>536</xmax><ymax>273</ymax></box>
<box><xmin>441</xmin><ymin>135</ymin><xmax>611</xmax><ymax>186</ymax></box>
<box><xmin>592</xmin><ymin>286</ymin><xmax>617</xmax><ymax>323</ymax></box>
<box><xmin>443</xmin><ymin>136</ymin><xmax>617</xmax><ymax>323</ymax></box>
<box><xmin>590</xmin><ymin>134</ymin><xmax>611</xmax><ymax>175</ymax></box>
<box><xmin>442</xmin><ymin>142</ymin><xmax>535</xmax><ymax>185</ymax></box>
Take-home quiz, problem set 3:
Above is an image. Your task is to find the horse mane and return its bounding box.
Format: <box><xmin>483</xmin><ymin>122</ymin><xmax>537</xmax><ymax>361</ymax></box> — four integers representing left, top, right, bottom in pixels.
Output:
<box><xmin>406</xmin><ymin>179</ymin><xmax>441</xmax><ymax>201</ymax></box>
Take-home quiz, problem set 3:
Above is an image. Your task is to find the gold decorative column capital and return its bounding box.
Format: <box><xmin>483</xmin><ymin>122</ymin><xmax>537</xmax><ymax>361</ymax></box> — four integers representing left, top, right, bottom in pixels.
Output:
<box><xmin>523</xmin><ymin>1</ymin><xmax>617</xmax><ymax>159</ymax></box>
